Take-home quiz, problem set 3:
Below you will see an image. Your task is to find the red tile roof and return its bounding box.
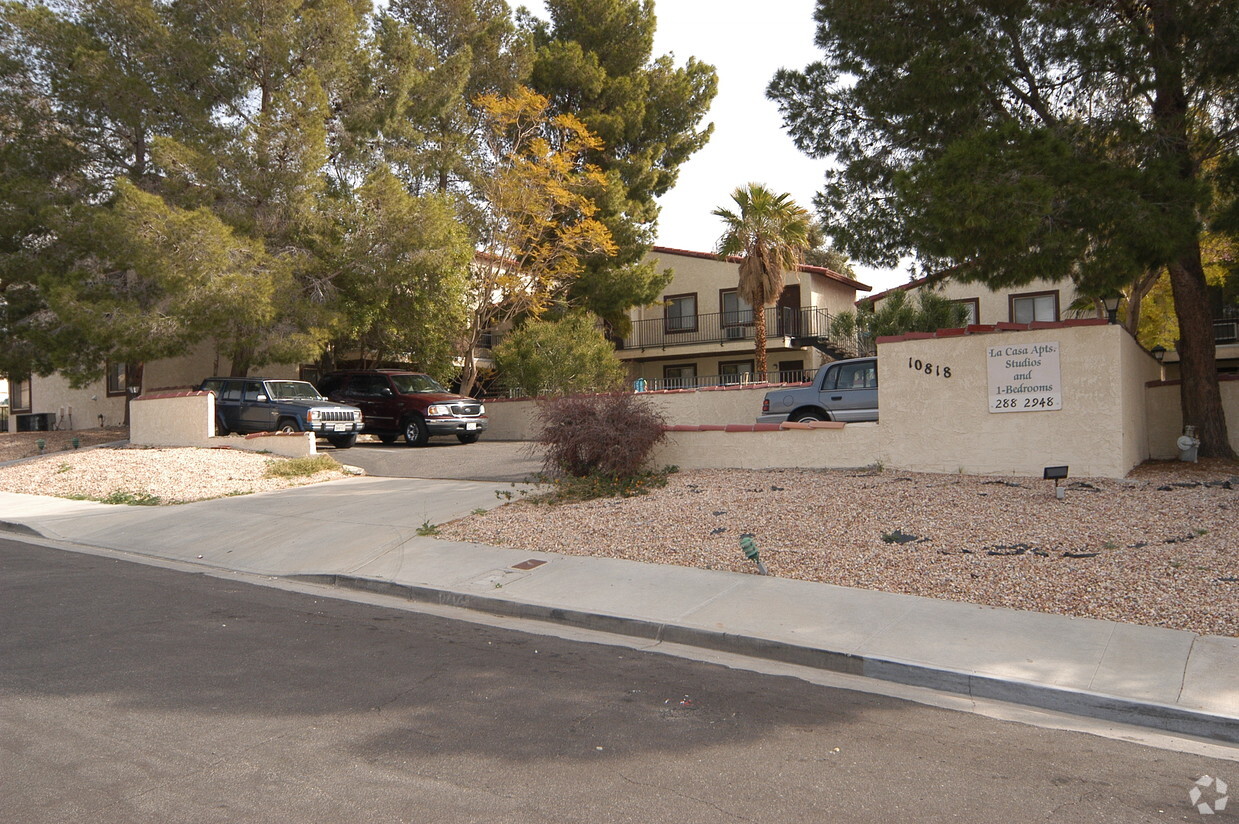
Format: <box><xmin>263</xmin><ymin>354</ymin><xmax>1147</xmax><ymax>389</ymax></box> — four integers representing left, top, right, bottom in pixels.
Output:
<box><xmin>650</xmin><ymin>245</ymin><xmax>871</xmax><ymax>292</ymax></box>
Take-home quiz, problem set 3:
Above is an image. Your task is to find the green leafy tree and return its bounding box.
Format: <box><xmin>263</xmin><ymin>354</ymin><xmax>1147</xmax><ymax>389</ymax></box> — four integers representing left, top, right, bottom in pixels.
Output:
<box><xmin>36</xmin><ymin>181</ymin><xmax>269</xmax><ymax>420</ymax></box>
<box><xmin>523</xmin><ymin>0</ymin><xmax>718</xmax><ymax>330</ymax></box>
<box><xmin>712</xmin><ymin>184</ymin><xmax>812</xmax><ymax>375</ymax></box>
<box><xmin>769</xmin><ymin>0</ymin><xmax>1238</xmax><ymax>458</ymax></box>
<box><xmin>151</xmin><ymin>0</ymin><xmax>377</xmax><ymax>374</ymax></box>
<box><xmin>327</xmin><ymin>169</ymin><xmax>472</xmax><ymax>381</ymax></box>
<box><xmin>460</xmin><ymin>86</ymin><xmax>615</xmax><ymax>396</ymax></box>
<box><xmin>381</xmin><ymin>0</ymin><xmax>532</xmax><ymax>196</ymax></box>
<box><xmin>494</xmin><ymin>310</ymin><xmax>626</xmax><ymax>396</ymax></box>
<box><xmin>0</xmin><ymin>0</ymin><xmax>218</xmax><ymax>383</ymax></box>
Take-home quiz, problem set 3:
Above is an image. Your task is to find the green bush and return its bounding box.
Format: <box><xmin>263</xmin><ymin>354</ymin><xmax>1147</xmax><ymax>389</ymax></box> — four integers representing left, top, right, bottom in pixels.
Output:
<box><xmin>494</xmin><ymin>311</ymin><xmax>627</xmax><ymax>396</ymax></box>
<box><xmin>535</xmin><ymin>393</ymin><xmax>667</xmax><ymax>479</ymax></box>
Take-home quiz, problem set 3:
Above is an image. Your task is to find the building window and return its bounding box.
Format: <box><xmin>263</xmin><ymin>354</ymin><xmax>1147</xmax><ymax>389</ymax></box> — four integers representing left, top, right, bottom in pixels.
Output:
<box><xmin>106</xmin><ymin>362</ymin><xmax>127</xmax><ymax>397</ymax></box>
<box><xmin>720</xmin><ymin>360</ymin><xmax>755</xmax><ymax>385</ymax></box>
<box><xmin>777</xmin><ymin>359</ymin><xmax>805</xmax><ymax>383</ymax></box>
<box><xmin>954</xmin><ymin>298</ymin><xmax>980</xmax><ymax>326</ymax></box>
<box><xmin>10</xmin><ymin>377</ymin><xmax>30</xmax><ymax>412</ymax></box>
<box><xmin>1010</xmin><ymin>291</ymin><xmax>1059</xmax><ymax>323</ymax></box>
<box><xmin>663</xmin><ymin>364</ymin><xmax>697</xmax><ymax>389</ymax></box>
<box><xmin>664</xmin><ymin>293</ymin><xmax>697</xmax><ymax>333</ymax></box>
<box><xmin>720</xmin><ymin>290</ymin><xmax>753</xmax><ymax>327</ymax></box>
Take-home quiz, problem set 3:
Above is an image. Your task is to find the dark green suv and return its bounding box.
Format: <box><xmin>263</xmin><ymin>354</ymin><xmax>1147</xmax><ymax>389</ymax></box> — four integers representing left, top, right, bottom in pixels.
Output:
<box><xmin>199</xmin><ymin>377</ymin><xmax>364</xmax><ymax>448</ymax></box>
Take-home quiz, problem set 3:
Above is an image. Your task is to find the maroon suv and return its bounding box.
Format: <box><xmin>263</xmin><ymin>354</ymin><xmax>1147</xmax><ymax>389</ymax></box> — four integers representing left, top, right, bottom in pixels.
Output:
<box><xmin>317</xmin><ymin>370</ymin><xmax>487</xmax><ymax>447</ymax></box>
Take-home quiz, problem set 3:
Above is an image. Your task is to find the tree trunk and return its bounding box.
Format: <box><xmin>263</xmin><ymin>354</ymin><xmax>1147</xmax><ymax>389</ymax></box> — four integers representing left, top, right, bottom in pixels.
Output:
<box><xmin>459</xmin><ymin>350</ymin><xmax>478</xmax><ymax>397</ymax></box>
<box><xmin>1168</xmin><ymin>256</ymin><xmax>1233</xmax><ymax>457</ymax></box>
<box><xmin>228</xmin><ymin>345</ymin><xmax>251</xmax><ymax>378</ymax></box>
<box><xmin>752</xmin><ymin>304</ymin><xmax>768</xmax><ymax>378</ymax></box>
<box><xmin>1148</xmin><ymin>2</ymin><xmax>1234</xmax><ymax>458</ymax></box>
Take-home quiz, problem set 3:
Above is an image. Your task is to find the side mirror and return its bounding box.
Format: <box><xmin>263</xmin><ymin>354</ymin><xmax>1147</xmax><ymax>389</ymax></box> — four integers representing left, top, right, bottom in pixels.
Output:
<box><xmin>379</xmin><ymin>387</ymin><xmax>393</xmax><ymax>397</ymax></box>
<box><xmin>255</xmin><ymin>394</ymin><xmax>268</xmax><ymax>403</ymax></box>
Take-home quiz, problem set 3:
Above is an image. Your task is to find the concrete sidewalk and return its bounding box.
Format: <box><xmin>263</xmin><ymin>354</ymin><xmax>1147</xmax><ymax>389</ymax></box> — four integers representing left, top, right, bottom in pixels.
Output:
<box><xmin>1</xmin><ymin>479</ymin><xmax>1236</xmax><ymax>745</ymax></box>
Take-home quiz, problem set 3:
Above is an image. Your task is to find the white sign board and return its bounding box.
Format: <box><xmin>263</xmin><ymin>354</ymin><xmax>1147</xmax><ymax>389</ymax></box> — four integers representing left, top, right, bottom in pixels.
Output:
<box><xmin>987</xmin><ymin>341</ymin><xmax>1062</xmax><ymax>413</ymax></box>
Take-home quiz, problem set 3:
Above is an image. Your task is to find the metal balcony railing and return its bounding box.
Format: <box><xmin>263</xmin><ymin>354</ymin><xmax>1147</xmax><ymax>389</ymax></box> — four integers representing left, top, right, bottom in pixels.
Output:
<box><xmin>621</xmin><ymin>307</ymin><xmax>836</xmax><ymax>350</ymax></box>
<box><xmin>637</xmin><ymin>369</ymin><xmax>818</xmax><ymax>392</ymax></box>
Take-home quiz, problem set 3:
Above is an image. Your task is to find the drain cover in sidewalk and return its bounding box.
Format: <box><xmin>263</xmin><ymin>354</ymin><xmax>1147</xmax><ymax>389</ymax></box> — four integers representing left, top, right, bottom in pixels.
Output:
<box><xmin>511</xmin><ymin>559</ymin><xmax>547</xmax><ymax>571</ymax></box>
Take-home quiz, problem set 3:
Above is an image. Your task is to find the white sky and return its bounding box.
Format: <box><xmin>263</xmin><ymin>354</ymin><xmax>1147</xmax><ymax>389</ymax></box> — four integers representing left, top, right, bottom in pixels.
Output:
<box><xmin>521</xmin><ymin>0</ymin><xmax>909</xmax><ymax>293</ymax></box>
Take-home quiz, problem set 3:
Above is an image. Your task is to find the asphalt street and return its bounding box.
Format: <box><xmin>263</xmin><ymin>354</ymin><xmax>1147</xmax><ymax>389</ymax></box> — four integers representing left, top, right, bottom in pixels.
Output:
<box><xmin>332</xmin><ymin>437</ymin><xmax>543</xmax><ymax>482</ymax></box>
<box><xmin>2</xmin><ymin>537</ymin><xmax>1233</xmax><ymax>824</ymax></box>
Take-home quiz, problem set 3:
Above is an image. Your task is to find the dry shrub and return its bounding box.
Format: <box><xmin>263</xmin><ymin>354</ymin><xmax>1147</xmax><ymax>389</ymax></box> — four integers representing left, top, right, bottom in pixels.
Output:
<box><xmin>536</xmin><ymin>393</ymin><xmax>667</xmax><ymax>478</ymax></box>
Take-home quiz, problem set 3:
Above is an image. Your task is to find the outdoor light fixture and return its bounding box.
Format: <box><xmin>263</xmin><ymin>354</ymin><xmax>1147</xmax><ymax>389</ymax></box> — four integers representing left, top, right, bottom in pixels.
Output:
<box><xmin>1044</xmin><ymin>465</ymin><xmax>1069</xmax><ymax>500</ymax></box>
<box><xmin>1150</xmin><ymin>345</ymin><xmax>1166</xmax><ymax>362</ymax></box>
<box><xmin>1102</xmin><ymin>293</ymin><xmax>1122</xmax><ymax>324</ymax></box>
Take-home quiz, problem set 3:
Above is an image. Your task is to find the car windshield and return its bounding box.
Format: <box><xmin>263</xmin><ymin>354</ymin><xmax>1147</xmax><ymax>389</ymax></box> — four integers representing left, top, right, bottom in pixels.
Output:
<box><xmin>390</xmin><ymin>374</ymin><xmax>448</xmax><ymax>394</ymax></box>
<box><xmin>265</xmin><ymin>381</ymin><xmax>323</xmax><ymax>401</ymax></box>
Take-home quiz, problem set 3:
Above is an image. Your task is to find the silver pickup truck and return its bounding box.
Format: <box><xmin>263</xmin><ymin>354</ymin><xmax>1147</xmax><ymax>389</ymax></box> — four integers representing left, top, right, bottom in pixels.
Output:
<box><xmin>757</xmin><ymin>357</ymin><xmax>879</xmax><ymax>424</ymax></box>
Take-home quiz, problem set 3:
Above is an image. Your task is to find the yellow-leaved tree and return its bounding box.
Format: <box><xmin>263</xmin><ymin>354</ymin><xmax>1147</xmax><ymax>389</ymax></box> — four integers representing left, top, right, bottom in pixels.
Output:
<box><xmin>458</xmin><ymin>86</ymin><xmax>615</xmax><ymax>396</ymax></box>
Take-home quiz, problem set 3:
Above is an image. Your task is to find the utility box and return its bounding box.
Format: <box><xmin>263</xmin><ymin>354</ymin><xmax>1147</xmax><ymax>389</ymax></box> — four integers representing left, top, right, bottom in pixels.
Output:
<box><xmin>15</xmin><ymin>412</ymin><xmax>52</xmax><ymax>432</ymax></box>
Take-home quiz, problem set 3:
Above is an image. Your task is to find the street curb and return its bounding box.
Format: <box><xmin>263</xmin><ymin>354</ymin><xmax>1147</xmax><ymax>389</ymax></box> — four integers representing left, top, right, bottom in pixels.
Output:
<box><xmin>0</xmin><ymin>520</ymin><xmax>44</xmax><ymax>537</ymax></box>
<box><xmin>292</xmin><ymin>572</ymin><xmax>1239</xmax><ymax>746</ymax></box>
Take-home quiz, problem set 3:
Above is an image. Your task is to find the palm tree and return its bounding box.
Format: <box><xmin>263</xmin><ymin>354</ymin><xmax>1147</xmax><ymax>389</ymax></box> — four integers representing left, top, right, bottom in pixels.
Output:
<box><xmin>712</xmin><ymin>183</ymin><xmax>812</xmax><ymax>378</ymax></box>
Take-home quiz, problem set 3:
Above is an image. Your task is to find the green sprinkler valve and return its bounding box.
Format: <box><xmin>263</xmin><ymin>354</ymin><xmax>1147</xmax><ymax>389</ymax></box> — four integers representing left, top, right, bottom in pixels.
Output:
<box><xmin>739</xmin><ymin>533</ymin><xmax>769</xmax><ymax>576</ymax></box>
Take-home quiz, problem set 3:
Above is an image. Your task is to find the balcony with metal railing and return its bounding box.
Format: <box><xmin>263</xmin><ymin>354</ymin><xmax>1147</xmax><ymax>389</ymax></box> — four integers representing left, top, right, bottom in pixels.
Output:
<box><xmin>620</xmin><ymin>306</ymin><xmax>868</xmax><ymax>356</ymax></box>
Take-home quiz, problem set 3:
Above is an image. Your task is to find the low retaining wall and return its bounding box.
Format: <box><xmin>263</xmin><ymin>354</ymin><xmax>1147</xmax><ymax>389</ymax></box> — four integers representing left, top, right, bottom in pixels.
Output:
<box><xmin>130</xmin><ymin>391</ymin><xmax>317</xmax><ymax>458</ymax></box>
<box><xmin>654</xmin><ymin>422</ymin><xmax>881</xmax><ymax>471</ymax></box>
<box><xmin>488</xmin><ymin>323</ymin><xmax>1239</xmax><ymax>479</ymax></box>
<box><xmin>485</xmin><ymin>383</ymin><xmax>783</xmax><ymax>441</ymax></box>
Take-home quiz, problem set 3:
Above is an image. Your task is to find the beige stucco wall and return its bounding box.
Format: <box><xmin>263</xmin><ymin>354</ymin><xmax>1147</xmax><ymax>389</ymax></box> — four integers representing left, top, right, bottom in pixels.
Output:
<box><xmin>651</xmin><ymin>424</ymin><xmax>882</xmax><ymax>471</ymax></box>
<box><xmin>130</xmin><ymin>391</ymin><xmax>316</xmax><ymax>457</ymax></box>
<box><xmin>640</xmin><ymin>248</ymin><xmax>861</xmax><ymax>321</ymax></box>
<box><xmin>23</xmin><ymin>342</ymin><xmax>300</xmax><ymax>431</ymax></box>
<box><xmin>485</xmin><ymin>383</ymin><xmax>777</xmax><ymax>439</ymax></box>
<box><xmin>877</xmin><ymin>324</ymin><xmax>1158</xmax><ymax>477</ymax></box>
<box><xmin>620</xmin><ymin>249</ymin><xmax>865</xmax><ymax>380</ymax></box>
<box><xmin>1146</xmin><ymin>378</ymin><xmax>1239</xmax><ymax>459</ymax></box>
<box><xmin>463</xmin><ymin>324</ymin><xmax>1239</xmax><ymax>478</ymax></box>
<box><xmin>873</xmin><ymin>275</ymin><xmax>1089</xmax><ymax>325</ymax></box>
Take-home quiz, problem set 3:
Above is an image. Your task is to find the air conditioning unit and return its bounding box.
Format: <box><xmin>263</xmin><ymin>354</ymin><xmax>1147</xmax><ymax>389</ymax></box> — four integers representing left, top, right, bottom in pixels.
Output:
<box><xmin>725</xmin><ymin>326</ymin><xmax>745</xmax><ymax>341</ymax></box>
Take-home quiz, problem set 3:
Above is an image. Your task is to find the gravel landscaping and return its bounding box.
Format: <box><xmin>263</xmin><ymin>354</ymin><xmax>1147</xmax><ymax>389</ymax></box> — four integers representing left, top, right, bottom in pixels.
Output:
<box><xmin>0</xmin><ymin>441</ymin><xmax>353</xmax><ymax>503</ymax></box>
<box><xmin>439</xmin><ymin>461</ymin><xmax>1239</xmax><ymax>638</ymax></box>
<box><xmin>1</xmin><ymin>428</ymin><xmax>1235</xmax><ymax>637</ymax></box>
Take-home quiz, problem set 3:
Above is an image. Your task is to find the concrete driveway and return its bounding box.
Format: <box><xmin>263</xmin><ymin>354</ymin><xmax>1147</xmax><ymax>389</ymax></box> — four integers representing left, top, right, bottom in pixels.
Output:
<box><xmin>327</xmin><ymin>437</ymin><xmax>543</xmax><ymax>483</ymax></box>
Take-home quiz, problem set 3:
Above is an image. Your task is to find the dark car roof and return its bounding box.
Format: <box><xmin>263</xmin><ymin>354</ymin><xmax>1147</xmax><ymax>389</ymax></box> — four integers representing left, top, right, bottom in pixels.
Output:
<box><xmin>324</xmin><ymin>369</ymin><xmax>427</xmax><ymax>375</ymax></box>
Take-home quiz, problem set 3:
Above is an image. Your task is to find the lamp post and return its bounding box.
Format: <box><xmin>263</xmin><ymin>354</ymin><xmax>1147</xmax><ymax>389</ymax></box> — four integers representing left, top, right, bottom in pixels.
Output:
<box><xmin>1102</xmin><ymin>293</ymin><xmax>1122</xmax><ymax>324</ymax></box>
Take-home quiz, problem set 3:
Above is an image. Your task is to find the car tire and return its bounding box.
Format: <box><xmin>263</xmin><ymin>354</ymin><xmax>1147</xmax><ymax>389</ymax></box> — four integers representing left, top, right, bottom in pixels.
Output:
<box><xmin>402</xmin><ymin>415</ymin><xmax>429</xmax><ymax>447</ymax></box>
<box><xmin>277</xmin><ymin>417</ymin><xmax>300</xmax><ymax>433</ymax></box>
<box><xmin>456</xmin><ymin>432</ymin><xmax>481</xmax><ymax>444</ymax></box>
<box><xmin>327</xmin><ymin>434</ymin><xmax>357</xmax><ymax>449</ymax></box>
<box><xmin>378</xmin><ymin>434</ymin><xmax>398</xmax><ymax>445</ymax></box>
<box><xmin>790</xmin><ymin>409</ymin><xmax>829</xmax><ymax>423</ymax></box>
<box><xmin>215</xmin><ymin>417</ymin><xmax>230</xmax><ymax>436</ymax></box>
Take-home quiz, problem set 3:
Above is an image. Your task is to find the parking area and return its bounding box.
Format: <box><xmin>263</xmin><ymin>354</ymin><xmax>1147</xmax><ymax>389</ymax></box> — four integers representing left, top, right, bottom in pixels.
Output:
<box><xmin>327</xmin><ymin>437</ymin><xmax>542</xmax><ymax>483</ymax></box>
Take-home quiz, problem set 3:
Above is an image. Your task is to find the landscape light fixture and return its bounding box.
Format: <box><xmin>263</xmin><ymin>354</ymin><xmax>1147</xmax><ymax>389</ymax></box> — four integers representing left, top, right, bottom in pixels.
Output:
<box><xmin>1044</xmin><ymin>465</ymin><xmax>1069</xmax><ymax>500</ymax></box>
<box><xmin>1102</xmin><ymin>294</ymin><xmax>1122</xmax><ymax>324</ymax></box>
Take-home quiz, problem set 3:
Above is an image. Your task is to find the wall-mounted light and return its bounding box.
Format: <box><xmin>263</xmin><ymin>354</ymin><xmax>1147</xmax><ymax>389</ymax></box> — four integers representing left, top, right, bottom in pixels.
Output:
<box><xmin>1150</xmin><ymin>345</ymin><xmax>1166</xmax><ymax>362</ymax></box>
<box><xmin>1102</xmin><ymin>294</ymin><xmax>1122</xmax><ymax>324</ymax></box>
